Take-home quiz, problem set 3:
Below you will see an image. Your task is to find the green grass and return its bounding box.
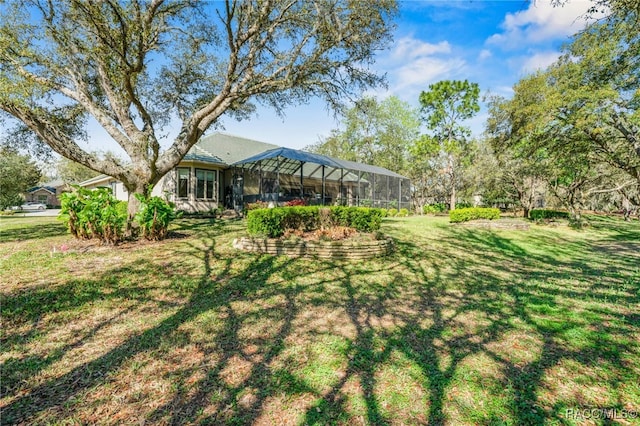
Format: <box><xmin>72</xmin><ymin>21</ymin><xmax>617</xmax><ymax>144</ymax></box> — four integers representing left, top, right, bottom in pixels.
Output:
<box><xmin>1</xmin><ymin>215</ymin><xmax>639</xmax><ymax>425</ymax></box>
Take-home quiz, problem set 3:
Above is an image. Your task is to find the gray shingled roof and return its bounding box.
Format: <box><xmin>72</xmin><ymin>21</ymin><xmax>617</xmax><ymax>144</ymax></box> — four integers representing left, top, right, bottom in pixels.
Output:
<box><xmin>195</xmin><ymin>132</ymin><xmax>279</xmax><ymax>165</ymax></box>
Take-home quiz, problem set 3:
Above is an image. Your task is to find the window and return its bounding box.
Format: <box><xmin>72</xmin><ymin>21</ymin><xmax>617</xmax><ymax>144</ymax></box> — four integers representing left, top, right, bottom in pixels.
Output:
<box><xmin>177</xmin><ymin>168</ymin><xmax>190</xmax><ymax>198</ymax></box>
<box><xmin>37</xmin><ymin>194</ymin><xmax>48</xmax><ymax>203</ymax></box>
<box><xmin>196</xmin><ymin>169</ymin><xmax>216</xmax><ymax>200</ymax></box>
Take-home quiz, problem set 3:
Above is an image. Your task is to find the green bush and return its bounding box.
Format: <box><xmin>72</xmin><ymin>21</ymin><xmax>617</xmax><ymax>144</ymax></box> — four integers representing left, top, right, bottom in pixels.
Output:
<box><xmin>134</xmin><ymin>194</ymin><xmax>181</xmax><ymax>241</ymax></box>
<box><xmin>247</xmin><ymin>208</ymin><xmax>288</xmax><ymax>237</ymax></box>
<box><xmin>529</xmin><ymin>209</ymin><xmax>570</xmax><ymax>221</ymax></box>
<box><xmin>246</xmin><ymin>206</ymin><xmax>384</xmax><ymax>237</ymax></box>
<box><xmin>387</xmin><ymin>208</ymin><xmax>398</xmax><ymax>217</ymax></box>
<box><xmin>449</xmin><ymin>207</ymin><xmax>500</xmax><ymax>223</ymax></box>
<box><xmin>282</xmin><ymin>206</ymin><xmax>319</xmax><ymax>232</ymax></box>
<box><xmin>397</xmin><ymin>208</ymin><xmax>409</xmax><ymax>217</ymax></box>
<box><xmin>341</xmin><ymin>207</ymin><xmax>383</xmax><ymax>232</ymax></box>
<box><xmin>455</xmin><ymin>202</ymin><xmax>473</xmax><ymax>209</ymax></box>
<box><xmin>423</xmin><ymin>203</ymin><xmax>447</xmax><ymax>214</ymax></box>
<box><xmin>59</xmin><ymin>187</ymin><xmax>128</xmax><ymax>244</ymax></box>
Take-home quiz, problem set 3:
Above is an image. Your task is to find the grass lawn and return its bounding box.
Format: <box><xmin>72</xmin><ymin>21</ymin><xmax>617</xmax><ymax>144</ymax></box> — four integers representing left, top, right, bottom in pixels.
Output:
<box><xmin>1</xmin><ymin>214</ymin><xmax>639</xmax><ymax>425</ymax></box>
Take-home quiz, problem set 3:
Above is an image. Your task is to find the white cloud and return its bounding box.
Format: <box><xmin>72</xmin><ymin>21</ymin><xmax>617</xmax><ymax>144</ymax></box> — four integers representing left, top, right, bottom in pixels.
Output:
<box><xmin>392</xmin><ymin>37</ymin><xmax>451</xmax><ymax>60</ymax></box>
<box><xmin>487</xmin><ymin>1</ymin><xmax>602</xmax><ymax>49</ymax></box>
<box><xmin>380</xmin><ymin>36</ymin><xmax>465</xmax><ymax>98</ymax></box>
<box><xmin>395</xmin><ymin>57</ymin><xmax>466</xmax><ymax>92</ymax></box>
<box><xmin>478</xmin><ymin>49</ymin><xmax>492</xmax><ymax>61</ymax></box>
<box><xmin>520</xmin><ymin>51</ymin><xmax>561</xmax><ymax>74</ymax></box>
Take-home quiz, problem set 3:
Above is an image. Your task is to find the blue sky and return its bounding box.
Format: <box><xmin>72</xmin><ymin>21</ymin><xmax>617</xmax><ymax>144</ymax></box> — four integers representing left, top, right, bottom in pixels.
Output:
<box><xmin>221</xmin><ymin>0</ymin><xmax>599</xmax><ymax>149</ymax></box>
<box><xmin>86</xmin><ymin>0</ymin><xmax>600</xmax><ymax>155</ymax></box>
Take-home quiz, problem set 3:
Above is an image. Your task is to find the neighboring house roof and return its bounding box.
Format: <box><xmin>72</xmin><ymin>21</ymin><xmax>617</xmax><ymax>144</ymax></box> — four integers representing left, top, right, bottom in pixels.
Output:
<box><xmin>42</xmin><ymin>179</ymin><xmax>65</xmax><ymax>188</ymax></box>
<box><xmin>28</xmin><ymin>179</ymin><xmax>69</xmax><ymax>194</ymax></box>
<box><xmin>28</xmin><ymin>186</ymin><xmax>56</xmax><ymax>194</ymax></box>
<box><xmin>79</xmin><ymin>174</ymin><xmax>117</xmax><ymax>187</ymax></box>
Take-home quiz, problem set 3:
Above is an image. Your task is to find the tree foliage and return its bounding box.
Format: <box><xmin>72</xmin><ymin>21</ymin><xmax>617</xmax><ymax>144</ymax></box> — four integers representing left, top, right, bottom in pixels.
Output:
<box><xmin>415</xmin><ymin>80</ymin><xmax>480</xmax><ymax>210</ymax></box>
<box><xmin>485</xmin><ymin>4</ymin><xmax>640</xmax><ymax>220</ymax></box>
<box><xmin>0</xmin><ymin>0</ymin><xmax>397</xmax><ymax>232</ymax></box>
<box><xmin>307</xmin><ymin>95</ymin><xmax>420</xmax><ymax>173</ymax></box>
<box><xmin>0</xmin><ymin>147</ymin><xmax>41</xmax><ymax>209</ymax></box>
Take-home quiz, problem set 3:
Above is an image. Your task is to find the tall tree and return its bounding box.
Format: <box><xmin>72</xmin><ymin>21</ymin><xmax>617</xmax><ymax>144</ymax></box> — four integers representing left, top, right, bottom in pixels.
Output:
<box><xmin>0</xmin><ymin>148</ymin><xmax>41</xmax><ymax>209</ymax></box>
<box><xmin>542</xmin><ymin>1</ymin><xmax>640</xmax><ymax>187</ymax></box>
<box><xmin>417</xmin><ymin>80</ymin><xmax>480</xmax><ymax>210</ymax></box>
<box><xmin>0</xmin><ymin>0</ymin><xmax>397</xmax><ymax>230</ymax></box>
<box><xmin>307</xmin><ymin>95</ymin><xmax>420</xmax><ymax>174</ymax></box>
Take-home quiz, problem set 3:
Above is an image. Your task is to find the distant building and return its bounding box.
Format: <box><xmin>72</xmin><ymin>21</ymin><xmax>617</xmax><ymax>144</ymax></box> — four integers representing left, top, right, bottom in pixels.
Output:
<box><xmin>26</xmin><ymin>180</ymin><xmax>69</xmax><ymax>208</ymax></box>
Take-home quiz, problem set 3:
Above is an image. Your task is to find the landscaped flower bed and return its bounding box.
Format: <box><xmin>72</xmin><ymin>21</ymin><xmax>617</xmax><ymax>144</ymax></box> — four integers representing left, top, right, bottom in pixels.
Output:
<box><xmin>236</xmin><ymin>206</ymin><xmax>393</xmax><ymax>258</ymax></box>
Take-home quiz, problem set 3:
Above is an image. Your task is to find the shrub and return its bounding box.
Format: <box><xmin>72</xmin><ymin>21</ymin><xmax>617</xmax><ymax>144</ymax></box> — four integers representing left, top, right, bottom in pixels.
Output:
<box><xmin>342</xmin><ymin>207</ymin><xmax>383</xmax><ymax>232</ymax></box>
<box><xmin>284</xmin><ymin>199</ymin><xmax>306</xmax><ymax>206</ymax></box>
<box><xmin>246</xmin><ymin>206</ymin><xmax>384</xmax><ymax>237</ymax></box>
<box><xmin>397</xmin><ymin>208</ymin><xmax>409</xmax><ymax>217</ymax></box>
<box><xmin>247</xmin><ymin>208</ymin><xmax>287</xmax><ymax>237</ymax></box>
<box><xmin>134</xmin><ymin>194</ymin><xmax>181</xmax><ymax>241</ymax></box>
<box><xmin>455</xmin><ymin>202</ymin><xmax>473</xmax><ymax>209</ymax></box>
<box><xmin>449</xmin><ymin>207</ymin><xmax>500</xmax><ymax>223</ymax></box>
<box><xmin>59</xmin><ymin>187</ymin><xmax>128</xmax><ymax>244</ymax></box>
<box><xmin>423</xmin><ymin>203</ymin><xmax>447</xmax><ymax>214</ymax></box>
<box><xmin>387</xmin><ymin>208</ymin><xmax>398</xmax><ymax>217</ymax></box>
<box><xmin>281</xmin><ymin>206</ymin><xmax>319</xmax><ymax>232</ymax></box>
<box><xmin>529</xmin><ymin>209</ymin><xmax>570</xmax><ymax>221</ymax></box>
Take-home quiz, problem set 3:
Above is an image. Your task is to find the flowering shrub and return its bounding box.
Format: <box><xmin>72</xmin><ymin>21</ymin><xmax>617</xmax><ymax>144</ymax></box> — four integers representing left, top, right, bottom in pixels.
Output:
<box><xmin>284</xmin><ymin>199</ymin><xmax>306</xmax><ymax>206</ymax></box>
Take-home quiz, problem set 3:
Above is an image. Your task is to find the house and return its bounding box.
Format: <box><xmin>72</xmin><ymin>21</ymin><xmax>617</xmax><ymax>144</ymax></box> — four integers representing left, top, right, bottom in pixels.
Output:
<box><xmin>80</xmin><ymin>132</ymin><xmax>411</xmax><ymax>212</ymax></box>
<box><xmin>25</xmin><ymin>179</ymin><xmax>69</xmax><ymax>208</ymax></box>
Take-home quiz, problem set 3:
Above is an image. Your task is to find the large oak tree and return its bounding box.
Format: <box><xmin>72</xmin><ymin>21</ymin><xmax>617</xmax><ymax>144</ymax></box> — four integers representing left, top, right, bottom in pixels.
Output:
<box><xmin>0</xmin><ymin>0</ymin><xmax>397</xmax><ymax>229</ymax></box>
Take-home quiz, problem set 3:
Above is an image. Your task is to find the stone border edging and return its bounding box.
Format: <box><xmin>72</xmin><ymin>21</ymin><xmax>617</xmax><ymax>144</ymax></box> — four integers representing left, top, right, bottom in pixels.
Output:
<box><xmin>233</xmin><ymin>236</ymin><xmax>393</xmax><ymax>259</ymax></box>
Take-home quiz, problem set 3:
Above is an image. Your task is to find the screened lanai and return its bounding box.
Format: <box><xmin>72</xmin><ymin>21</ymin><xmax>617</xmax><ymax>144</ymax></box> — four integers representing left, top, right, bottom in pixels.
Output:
<box><xmin>231</xmin><ymin>147</ymin><xmax>411</xmax><ymax>210</ymax></box>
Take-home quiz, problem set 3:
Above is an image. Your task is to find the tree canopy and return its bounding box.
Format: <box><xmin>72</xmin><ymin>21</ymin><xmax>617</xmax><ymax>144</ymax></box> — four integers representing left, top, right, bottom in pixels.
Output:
<box><xmin>485</xmin><ymin>2</ymin><xmax>639</xmax><ymax>220</ymax></box>
<box><xmin>307</xmin><ymin>96</ymin><xmax>420</xmax><ymax>174</ymax></box>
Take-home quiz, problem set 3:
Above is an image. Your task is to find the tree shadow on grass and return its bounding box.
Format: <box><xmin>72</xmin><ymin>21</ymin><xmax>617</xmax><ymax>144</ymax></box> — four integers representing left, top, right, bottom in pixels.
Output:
<box><xmin>0</xmin><ymin>219</ymin><xmax>67</xmax><ymax>243</ymax></box>
<box><xmin>298</xmin><ymin>224</ymin><xmax>638</xmax><ymax>425</ymax></box>
<box><xmin>2</xmin><ymin>218</ymin><xmax>638</xmax><ymax>424</ymax></box>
